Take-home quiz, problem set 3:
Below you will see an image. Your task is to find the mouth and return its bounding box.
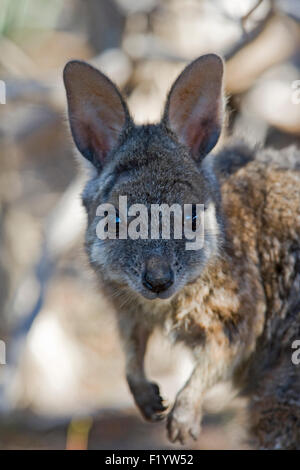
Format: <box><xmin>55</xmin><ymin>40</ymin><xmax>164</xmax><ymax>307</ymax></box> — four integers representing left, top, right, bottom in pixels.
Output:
<box><xmin>123</xmin><ymin>272</ymin><xmax>186</xmax><ymax>301</ymax></box>
<box><xmin>141</xmin><ymin>291</ymin><xmax>172</xmax><ymax>300</ymax></box>
<box><xmin>137</xmin><ymin>282</ymin><xmax>179</xmax><ymax>301</ymax></box>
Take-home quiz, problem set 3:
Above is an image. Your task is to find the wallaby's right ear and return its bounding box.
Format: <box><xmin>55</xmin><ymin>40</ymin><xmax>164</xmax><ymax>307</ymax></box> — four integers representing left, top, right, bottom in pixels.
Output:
<box><xmin>63</xmin><ymin>60</ymin><xmax>130</xmax><ymax>170</ymax></box>
<box><xmin>163</xmin><ymin>54</ymin><xmax>224</xmax><ymax>162</ymax></box>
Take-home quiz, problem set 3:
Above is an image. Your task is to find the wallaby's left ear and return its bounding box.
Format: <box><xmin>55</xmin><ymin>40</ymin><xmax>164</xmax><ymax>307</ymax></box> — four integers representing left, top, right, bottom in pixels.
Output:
<box><xmin>163</xmin><ymin>54</ymin><xmax>224</xmax><ymax>161</ymax></box>
<box><xmin>63</xmin><ymin>60</ymin><xmax>131</xmax><ymax>170</ymax></box>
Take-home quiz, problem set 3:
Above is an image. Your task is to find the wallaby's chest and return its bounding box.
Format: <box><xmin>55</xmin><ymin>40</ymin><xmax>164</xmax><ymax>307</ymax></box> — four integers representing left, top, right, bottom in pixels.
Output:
<box><xmin>133</xmin><ymin>258</ymin><xmax>265</xmax><ymax>362</ymax></box>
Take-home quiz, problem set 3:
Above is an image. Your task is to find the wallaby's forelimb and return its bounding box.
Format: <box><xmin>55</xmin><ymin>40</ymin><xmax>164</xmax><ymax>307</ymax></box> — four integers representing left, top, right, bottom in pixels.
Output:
<box><xmin>117</xmin><ymin>313</ymin><xmax>167</xmax><ymax>421</ymax></box>
<box><xmin>167</xmin><ymin>345</ymin><xmax>233</xmax><ymax>444</ymax></box>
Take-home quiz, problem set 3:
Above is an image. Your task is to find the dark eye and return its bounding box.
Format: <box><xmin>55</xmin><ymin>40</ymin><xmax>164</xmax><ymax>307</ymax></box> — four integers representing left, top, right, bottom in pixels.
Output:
<box><xmin>192</xmin><ymin>205</ymin><xmax>197</xmax><ymax>231</ymax></box>
<box><xmin>184</xmin><ymin>205</ymin><xmax>198</xmax><ymax>231</ymax></box>
<box><xmin>115</xmin><ymin>210</ymin><xmax>121</xmax><ymax>237</ymax></box>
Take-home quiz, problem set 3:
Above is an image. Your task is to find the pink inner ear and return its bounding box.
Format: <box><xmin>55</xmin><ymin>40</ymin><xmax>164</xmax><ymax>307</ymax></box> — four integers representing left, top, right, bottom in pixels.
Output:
<box><xmin>184</xmin><ymin>119</ymin><xmax>208</xmax><ymax>157</ymax></box>
<box><xmin>64</xmin><ymin>60</ymin><xmax>129</xmax><ymax>167</ymax></box>
<box><xmin>165</xmin><ymin>54</ymin><xmax>223</xmax><ymax>159</ymax></box>
<box><xmin>71</xmin><ymin>115</ymin><xmax>110</xmax><ymax>164</ymax></box>
<box><xmin>89</xmin><ymin>126</ymin><xmax>110</xmax><ymax>161</ymax></box>
<box><xmin>169</xmin><ymin>96</ymin><xmax>220</xmax><ymax>157</ymax></box>
<box><xmin>181</xmin><ymin>99</ymin><xmax>220</xmax><ymax>157</ymax></box>
<box><xmin>75</xmin><ymin>102</ymin><xmax>124</xmax><ymax>164</ymax></box>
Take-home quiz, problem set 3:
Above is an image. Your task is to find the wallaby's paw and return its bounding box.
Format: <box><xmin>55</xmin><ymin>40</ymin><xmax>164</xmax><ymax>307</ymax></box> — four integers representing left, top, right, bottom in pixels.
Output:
<box><xmin>130</xmin><ymin>380</ymin><xmax>168</xmax><ymax>422</ymax></box>
<box><xmin>167</xmin><ymin>402</ymin><xmax>202</xmax><ymax>444</ymax></box>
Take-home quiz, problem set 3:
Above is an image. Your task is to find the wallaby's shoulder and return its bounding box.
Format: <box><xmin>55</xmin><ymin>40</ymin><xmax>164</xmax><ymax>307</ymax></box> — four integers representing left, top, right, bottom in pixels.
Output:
<box><xmin>216</xmin><ymin>142</ymin><xmax>300</xmax><ymax>225</ymax></box>
<box><xmin>217</xmin><ymin>143</ymin><xmax>300</xmax><ymax>292</ymax></box>
<box><xmin>219</xmin><ymin>142</ymin><xmax>300</xmax><ymax>337</ymax></box>
<box><xmin>214</xmin><ymin>140</ymin><xmax>300</xmax><ymax>180</ymax></box>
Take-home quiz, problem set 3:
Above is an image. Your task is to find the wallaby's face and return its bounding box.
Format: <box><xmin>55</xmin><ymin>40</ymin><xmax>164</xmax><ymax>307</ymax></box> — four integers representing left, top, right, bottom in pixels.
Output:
<box><xmin>64</xmin><ymin>55</ymin><xmax>224</xmax><ymax>300</ymax></box>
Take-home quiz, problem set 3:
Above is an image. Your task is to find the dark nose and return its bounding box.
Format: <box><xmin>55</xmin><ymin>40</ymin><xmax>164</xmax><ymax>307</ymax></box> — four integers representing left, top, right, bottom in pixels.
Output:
<box><xmin>143</xmin><ymin>257</ymin><xmax>174</xmax><ymax>293</ymax></box>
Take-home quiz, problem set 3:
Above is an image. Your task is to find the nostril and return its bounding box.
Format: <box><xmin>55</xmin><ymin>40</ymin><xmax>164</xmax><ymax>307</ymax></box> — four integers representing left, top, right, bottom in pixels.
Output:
<box><xmin>143</xmin><ymin>277</ymin><xmax>155</xmax><ymax>292</ymax></box>
<box><xmin>143</xmin><ymin>269</ymin><xmax>174</xmax><ymax>293</ymax></box>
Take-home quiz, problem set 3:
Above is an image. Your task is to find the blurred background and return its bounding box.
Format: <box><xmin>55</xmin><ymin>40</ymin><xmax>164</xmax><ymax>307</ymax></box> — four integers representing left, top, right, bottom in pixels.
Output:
<box><xmin>0</xmin><ymin>0</ymin><xmax>299</xmax><ymax>450</ymax></box>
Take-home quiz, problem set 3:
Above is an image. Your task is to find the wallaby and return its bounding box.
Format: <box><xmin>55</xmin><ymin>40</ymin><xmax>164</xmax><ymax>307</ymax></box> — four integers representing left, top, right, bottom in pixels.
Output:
<box><xmin>63</xmin><ymin>54</ymin><xmax>300</xmax><ymax>449</ymax></box>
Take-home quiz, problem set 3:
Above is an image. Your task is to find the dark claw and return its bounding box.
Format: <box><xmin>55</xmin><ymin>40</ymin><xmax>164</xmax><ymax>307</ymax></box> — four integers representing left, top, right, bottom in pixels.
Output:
<box><xmin>151</xmin><ymin>383</ymin><xmax>160</xmax><ymax>394</ymax></box>
<box><xmin>143</xmin><ymin>400</ymin><xmax>168</xmax><ymax>421</ymax></box>
<box><xmin>131</xmin><ymin>380</ymin><xmax>168</xmax><ymax>422</ymax></box>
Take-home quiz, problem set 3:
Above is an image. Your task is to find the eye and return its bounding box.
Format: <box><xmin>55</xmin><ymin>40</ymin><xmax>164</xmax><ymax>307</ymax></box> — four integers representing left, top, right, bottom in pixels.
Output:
<box><xmin>184</xmin><ymin>205</ymin><xmax>198</xmax><ymax>231</ymax></box>
<box><xmin>192</xmin><ymin>205</ymin><xmax>197</xmax><ymax>231</ymax></box>
<box><xmin>115</xmin><ymin>210</ymin><xmax>121</xmax><ymax>237</ymax></box>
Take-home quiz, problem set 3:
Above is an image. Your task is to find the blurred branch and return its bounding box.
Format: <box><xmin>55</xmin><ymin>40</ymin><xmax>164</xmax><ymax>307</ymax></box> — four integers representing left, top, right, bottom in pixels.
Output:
<box><xmin>225</xmin><ymin>1</ymin><xmax>275</xmax><ymax>62</ymax></box>
<box><xmin>241</xmin><ymin>0</ymin><xmax>264</xmax><ymax>31</ymax></box>
<box><xmin>225</xmin><ymin>11</ymin><xmax>299</xmax><ymax>94</ymax></box>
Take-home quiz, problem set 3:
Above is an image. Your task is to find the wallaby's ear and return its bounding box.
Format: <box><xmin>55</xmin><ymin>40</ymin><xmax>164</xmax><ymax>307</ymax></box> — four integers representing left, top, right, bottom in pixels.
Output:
<box><xmin>163</xmin><ymin>54</ymin><xmax>224</xmax><ymax>161</ymax></box>
<box><xmin>63</xmin><ymin>60</ymin><xmax>130</xmax><ymax>170</ymax></box>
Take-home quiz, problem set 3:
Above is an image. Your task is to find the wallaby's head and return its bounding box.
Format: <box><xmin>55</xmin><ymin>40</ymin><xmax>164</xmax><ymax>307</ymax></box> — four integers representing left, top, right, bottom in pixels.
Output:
<box><xmin>64</xmin><ymin>54</ymin><xmax>225</xmax><ymax>300</ymax></box>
